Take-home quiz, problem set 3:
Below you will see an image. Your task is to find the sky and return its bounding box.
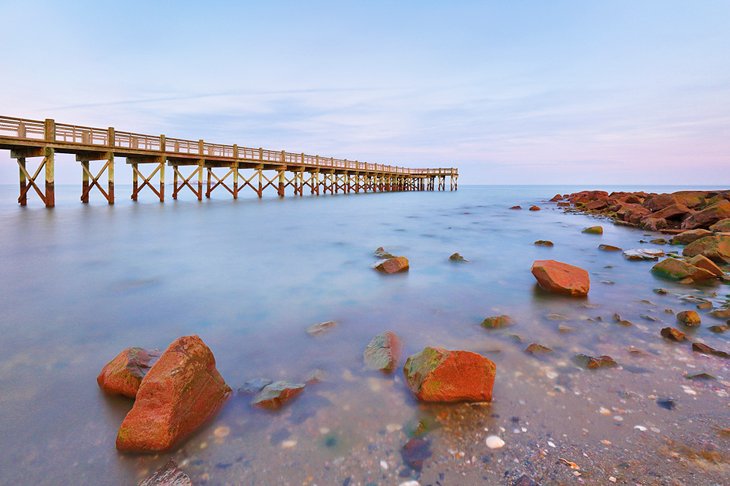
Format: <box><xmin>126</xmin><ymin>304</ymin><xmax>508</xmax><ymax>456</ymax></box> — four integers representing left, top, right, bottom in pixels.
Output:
<box><xmin>0</xmin><ymin>0</ymin><xmax>728</xmax><ymax>185</ymax></box>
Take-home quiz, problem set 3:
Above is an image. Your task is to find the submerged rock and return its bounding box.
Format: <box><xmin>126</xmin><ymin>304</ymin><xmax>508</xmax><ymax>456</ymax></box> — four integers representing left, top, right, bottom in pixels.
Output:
<box><xmin>691</xmin><ymin>342</ymin><xmax>730</xmax><ymax>359</ymax></box>
<box><xmin>598</xmin><ymin>244</ymin><xmax>622</xmax><ymax>251</ymax></box>
<box><xmin>449</xmin><ymin>252</ymin><xmax>467</xmax><ymax>262</ymax></box>
<box><xmin>510</xmin><ymin>205</ymin><xmax>522</xmax><ymax>210</ymax></box>
<box><xmin>573</xmin><ymin>354</ymin><xmax>617</xmax><ymax>369</ymax></box>
<box><xmin>682</xmin><ymin>235</ymin><xmax>730</xmax><ymax>263</ymax></box>
<box><xmin>116</xmin><ymin>336</ymin><xmax>232</xmax><ymax>453</ymax></box>
<box><xmin>238</xmin><ymin>378</ymin><xmax>273</xmax><ymax>394</ymax></box>
<box><xmin>252</xmin><ymin>381</ymin><xmax>306</xmax><ymax>409</ymax></box>
<box><xmin>139</xmin><ymin>460</ymin><xmax>192</xmax><ymax>486</ymax></box>
<box><xmin>403</xmin><ymin>347</ymin><xmax>496</xmax><ymax>402</ymax></box>
<box><xmin>677</xmin><ymin>310</ymin><xmax>701</xmax><ymax>327</ymax></box>
<box><xmin>582</xmin><ymin>226</ymin><xmax>603</xmax><ymax>235</ymax></box>
<box><xmin>531</xmin><ymin>260</ymin><xmax>590</xmax><ymax>297</ymax></box>
<box><xmin>97</xmin><ymin>347</ymin><xmax>161</xmax><ymax>398</ymax></box>
<box><xmin>363</xmin><ymin>331</ymin><xmax>402</xmax><ymax>373</ymax></box>
<box><xmin>534</xmin><ymin>240</ymin><xmax>554</xmax><ymax>247</ymax></box>
<box><xmin>710</xmin><ymin>308</ymin><xmax>730</xmax><ymax>319</ymax></box>
<box><xmin>374</xmin><ymin>247</ymin><xmax>396</xmax><ymax>259</ymax></box>
<box><xmin>709</xmin><ymin>325</ymin><xmax>729</xmax><ymax>333</ymax></box>
<box><xmin>481</xmin><ymin>315</ymin><xmax>513</xmax><ymax>329</ymax></box>
<box><xmin>375</xmin><ymin>256</ymin><xmax>410</xmax><ymax>274</ymax></box>
<box><xmin>401</xmin><ymin>437</ymin><xmax>432</xmax><ymax>471</ymax></box>
<box><xmin>525</xmin><ymin>343</ymin><xmax>552</xmax><ymax>354</ymax></box>
<box><xmin>660</xmin><ymin>327</ymin><xmax>686</xmax><ymax>342</ymax></box>
<box><xmin>306</xmin><ymin>320</ymin><xmax>338</xmax><ymax>336</ymax></box>
<box><xmin>651</xmin><ymin>258</ymin><xmax>715</xmax><ymax>281</ymax></box>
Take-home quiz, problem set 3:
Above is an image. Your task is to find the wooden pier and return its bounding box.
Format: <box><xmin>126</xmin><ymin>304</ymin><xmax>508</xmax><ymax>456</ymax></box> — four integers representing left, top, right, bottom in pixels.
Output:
<box><xmin>0</xmin><ymin>116</ymin><xmax>458</xmax><ymax>207</ymax></box>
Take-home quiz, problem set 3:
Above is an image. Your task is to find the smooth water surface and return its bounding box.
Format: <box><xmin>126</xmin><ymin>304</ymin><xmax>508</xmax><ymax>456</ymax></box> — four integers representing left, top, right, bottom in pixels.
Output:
<box><xmin>0</xmin><ymin>185</ymin><xmax>728</xmax><ymax>485</ymax></box>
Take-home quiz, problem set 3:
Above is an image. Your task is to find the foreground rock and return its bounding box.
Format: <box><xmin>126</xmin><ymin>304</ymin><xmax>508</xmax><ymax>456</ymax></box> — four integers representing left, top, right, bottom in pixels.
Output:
<box><xmin>598</xmin><ymin>244</ymin><xmax>622</xmax><ymax>252</ymax></box>
<box><xmin>97</xmin><ymin>347</ymin><xmax>161</xmax><ymax>398</ymax></box>
<box><xmin>573</xmin><ymin>354</ymin><xmax>617</xmax><ymax>369</ymax></box>
<box><xmin>375</xmin><ymin>256</ymin><xmax>409</xmax><ymax>274</ymax></box>
<box><xmin>403</xmin><ymin>347</ymin><xmax>496</xmax><ymax>402</ymax></box>
<box><xmin>710</xmin><ymin>218</ymin><xmax>730</xmax><ymax>232</ymax></box>
<box><xmin>661</xmin><ymin>327</ymin><xmax>686</xmax><ymax>341</ymax></box>
<box><xmin>651</xmin><ymin>258</ymin><xmax>715</xmax><ymax>281</ymax></box>
<box><xmin>139</xmin><ymin>460</ymin><xmax>191</xmax><ymax>486</ymax></box>
<box><xmin>682</xmin><ymin>235</ymin><xmax>730</xmax><ymax>263</ymax></box>
<box><xmin>692</xmin><ymin>342</ymin><xmax>730</xmax><ymax>359</ymax></box>
<box><xmin>688</xmin><ymin>254</ymin><xmax>725</xmax><ymax>277</ymax></box>
<box><xmin>681</xmin><ymin>200</ymin><xmax>730</xmax><ymax>229</ymax></box>
<box><xmin>363</xmin><ymin>331</ymin><xmax>402</xmax><ymax>373</ymax></box>
<box><xmin>252</xmin><ymin>381</ymin><xmax>306</xmax><ymax>409</ymax></box>
<box><xmin>531</xmin><ymin>260</ymin><xmax>590</xmax><ymax>297</ymax></box>
<box><xmin>670</xmin><ymin>229</ymin><xmax>712</xmax><ymax>245</ymax></box>
<box><xmin>623</xmin><ymin>249</ymin><xmax>664</xmax><ymax>261</ymax></box>
<box><xmin>582</xmin><ymin>226</ymin><xmax>603</xmax><ymax>235</ymax></box>
<box><xmin>116</xmin><ymin>336</ymin><xmax>232</xmax><ymax>453</ymax></box>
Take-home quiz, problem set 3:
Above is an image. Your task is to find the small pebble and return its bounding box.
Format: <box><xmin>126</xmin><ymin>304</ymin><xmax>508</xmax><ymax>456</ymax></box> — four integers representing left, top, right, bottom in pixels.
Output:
<box><xmin>281</xmin><ymin>440</ymin><xmax>297</xmax><ymax>449</ymax></box>
<box><xmin>486</xmin><ymin>435</ymin><xmax>505</xmax><ymax>449</ymax></box>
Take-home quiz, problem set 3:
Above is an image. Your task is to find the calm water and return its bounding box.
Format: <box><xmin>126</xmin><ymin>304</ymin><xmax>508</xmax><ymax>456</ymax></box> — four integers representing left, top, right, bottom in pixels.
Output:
<box><xmin>0</xmin><ymin>185</ymin><xmax>728</xmax><ymax>485</ymax></box>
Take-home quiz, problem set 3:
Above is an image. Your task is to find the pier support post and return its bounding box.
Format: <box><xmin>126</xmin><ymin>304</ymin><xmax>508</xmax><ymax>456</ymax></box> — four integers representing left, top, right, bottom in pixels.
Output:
<box><xmin>257</xmin><ymin>168</ymin><xmax>264</xmax><ymax>197</ymax></box>
<box><xmin>278</xmin><ymin>169</ymin><xmax>286</xmax><ymax>197</ymax></box>
<box><xmin>18</xmin><ymin>157</ymin><xmax>27</xmax><ymax>206</ymax></box>
<box><xmin>81</xmin><ymin>161</ymin><xmax>90</xmax><ymax>203</ymax></box>
<box><xmin>233</xmin><ymin>163</ymin><xmax>239</xmax><ymax>199</ymax></box>
<box><xmin>44</xmin><ymin>147</ymin><xmax>55</xmax><ymax>207</ymax></box>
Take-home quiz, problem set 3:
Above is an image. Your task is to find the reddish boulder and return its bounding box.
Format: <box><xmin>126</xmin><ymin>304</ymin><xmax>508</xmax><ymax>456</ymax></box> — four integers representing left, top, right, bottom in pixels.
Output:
<box><xmin>651</xmin><ymin>258</ymin><xmax>715</xmax><ymax>281</ymax></box>
<box><xmin>682</xmin><ymin>235</ymin><xmax>730</xmax><ymax>263</ymax></box>
<box><xmin>529</xmin><ymin>205</ymin><xmax>541</xmax><ymax>211</ymax></box>
<box><xmin>549</xmin><ymin>194</ymin><xmax>563</xmax><ymax>202</ymax></box>
<box><xmin>677</xmin><ymin>310</ymin><xmax>701</xmax><ymax>327</ymax></box>
<box><xmin>661</xmin><ymin>327</ymin><xmax>686</xmax><ymax>341</ymax></box>
<box><xmin>97</xmin><ymin>347</ymin><xmax>161</xmax><ymax>398</ymax></box>
<box><xmin>363</xmin><ymin>331</ymin><xmax>402</xmax><ymax>373</ymax></box>
<box><xmin>688</xmin><ymin>254</ymin><xmax>724</xmax><ymax>277</ymax></box>
<box><xmin>531</xmin><ymin>260</ymin><xmax>590</xmax><ymax>297</ymax></box>
<box><xmin>116</xmin><ymin>336</ymin><xmax>232</xmax><ymax>453</ymax></box>
<box><xmin>403</xmin><ymin>347</ymin><xmax>496</xmax><ymax>402</ymax></box>
<box><xmin>557</xmin><ymin>201</ymin><xmax>570</xmax><ymax>207</ymax></box>
<box><xmin>510</xmin><ymin>205</ymin><xmax>522</xmax><ymax>210</ymax></box>
<box><xmin>709</xmin><ymin>218</ymin><xmax>730</xmax><ymax>232</ymax></box>
<box><xmin>644</xmin><ymin>193</ymin><xmax>677</xmax><ymax>212</ymax></box>
<box><xmin>682</xmin><ymin>200</ymin><xmax>730</xmax><ymax>229</ymax></box>
<box><xmin>585</xmin><ymin>199</ymin><xmax>609</xmax><ymax>211</ymax></box>
<box><xmin>650</xmin><ymin>203</ymin><xmax>692</xmax><ymax>221</ymax></box>
<box><xmin>375</xmin><ymin>256</ymin><xmax>409</xmax><ymax>274</ymax></box>
<box><xmin>672</xmin><ymin>191</ymin><xmax>708</xmax><ymax>209</ymax></box>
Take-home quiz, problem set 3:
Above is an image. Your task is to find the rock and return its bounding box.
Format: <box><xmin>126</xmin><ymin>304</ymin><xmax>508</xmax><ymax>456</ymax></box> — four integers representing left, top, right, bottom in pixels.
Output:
<box><xmin>650</xmin><ymin>203</ymin><xmax>692</xmax><ymax>221</ymax></box>
<box><xmin>585</xmin><ymin>199</ymin><xmax>609</xmax><ymax>210</ymax></box>
<box><xmin>116</xmin><ymin>336</ymin><xmax>232</xmax><ymax>453</ymax></box>
<box><xmin>97</xmin><ymin>347</ymin><xmax>161</xmax><ymax>398</ymax></box>
<box><xmin>534</xmin><ymin>240</ymin><xmax>554</xmax><ymax>247</ymax></box>
<box><xmin>650</xmin><ymin>238</ymin><xmax>668</xmax><ymax>245</ymax></box>
<box><xmin>529</xmin><ymin>205</ymin><xmax>541</xmax><ymax>211</ymax></box>
<box><xmin>401</xmin><ymin>437</ymin><xmax>431</xmax><ymax>471</ymax></box>
<box><xmin>363</xmin><ymin>331</ymin><xmax>402</xmax><ymax>373</ymax></box>
<box><xmin>449</xmin><ymin>252</ymin><xmax>467</xmax><ymax>262</ymax></box>
<box><xmin>557</xmin><ymin>201</ymin><xmax>571</xmax><ymax>207</ymax></box>
<box><xmin>672</xmin><ymin>191</ymin><xmax>709</xmax><ymax>209</ymax></box>
<box><xmin>691</xmin><ymin>342</ymin><xmax>730</xmax><ymax>359</ymax></box>
<box><xmin>139</xmin><ymin>460</ymin><xmax>192</xmax><ymax>486</ymax></box>
<box><xmin>688</xmin><ymin>254</ymin><xmax>724</xmax><ymax>277</ymax></box>
<box><xmin>682</xmin><ymin>200</ymin><xmax>730</xmax><ymax>229</ymax></box>
<box><xmin>306</xmin><ymin>320</ymin><xmax>337</xmax><ymax>336</ymax></box>
<box><xmin>651</xmin><ymin>258</ymin><xmax>715</xmax><ymax>281</ymax></box>
<box><xmin>641</xmin><ymin>217</ymin><xmax>668</xmax><ymax>231</ymax></box>
<box><xmin>531</xmin><ymin>260</ymin><xmax>590</xmax><ymax>297</ymax></box>
<box><xmin>525</xmin><ymin>343</ymin><xmax>552</xmax><ymax>354</ymax></box>
<box><xmin>238</xmin><ymin>378</ymin><xmax>273</xmax><ymax>394</ymax></box>
<box><xmin>486</xmin><ymin>435</ymin><xmax>506</xmax><ymax>449</ymax></box>
<box><xmin>644</xmin><ymin>193</ymin><xmax>677</xmax><ymax>212</ymax></box>
<box><xmin>375</xmin><ymin>247</ymin><xmax>396</xmax><ymax>259</ymax></box>
<box><xmin>481</xmin><ymin>315</ymin><xmax>513</xmax><ymax>329</ymax></box>
<box><xmin>582</xmin><ymin>226</ymin><xmax>603</xmax><ymax>235</ymax></box>
<box><xmin>403</xmin><ymin>347</ymin><xmax>496</xmax><ymax>402</ymax></box>
<box><xmin>573</xmin><ymin>354</ymin><xmax>617</xmax><ymax>369</ymax></box>
<box><xmin>685</xmin><ymin>372</ymin><xmax>716</xmax><ymax>380</ymax></box>
<box><xmin>671</xmin><ymin>229</ymin><xmax>712</xmax><ymax>245</ymax></box>
<box><xmin>710</xmin><ymin>218</ymin><xmax>730</xmax><ymax>232</ymax></box>
<box><xmin>510</xmin><ymin>205</ymin><xmax>522</xmax><ymax>210</ymax></box>
<box><xmin>598</xmin><ymin>244</ymin><xmax>622</xmax><ymax>251</ymax></box>
<box><xmin>709</xmin><ymin>325</ymin><xmax>728</xmax><ymax>333</ymax></box>
<box><xmin>710</xmin><ymin>308</ymin><xmax>730</xmax><ymax>319</ymax></box>
<box><xmin>375</xmin><ymin>256</ymin><xmax>409</xmax><ymax>274</ymax></box>
<box><xmin>660</xmin><ymin>327</ymin><xmax>686</xmax><ymax>341</ymax></box>
<box><xmin>513</xmin><ymin>475</ymin><xmax>539</xmax><ymax>486</ymax></box>
<box><xmin>654</xmin><ymin>288</ymin><xmax>669</xmax><ymax>295</ymax></box>
<box><xmin>550</xmin><ymin>194</ymin><xmax>563</xmax><ymax>202</ymax></box>
<box><xmin>682</xmin><ymin>235</ymin><xmax>730</xmax><ymax>263</ymax></box>
<box><xmin>677</xmin><ymin>310</ymin><xmax>701</xmax><ymax>327</ymax></box>
<box><xmin>623</xmin><ymin>249</ymin><xmax>664</xmax><ymax>261</ymax></box>
<box><xmin>252</xmin><ymin>381</ymin><xmax>306</xmax><ymax>409</ymax></box>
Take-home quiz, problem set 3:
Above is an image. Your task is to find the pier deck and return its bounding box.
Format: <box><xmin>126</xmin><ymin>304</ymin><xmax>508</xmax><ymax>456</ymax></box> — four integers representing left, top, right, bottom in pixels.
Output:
<box><xmin>0</xmin><ymin>116</ymin><xmax>458</xmax><ymax>207</ymax></box>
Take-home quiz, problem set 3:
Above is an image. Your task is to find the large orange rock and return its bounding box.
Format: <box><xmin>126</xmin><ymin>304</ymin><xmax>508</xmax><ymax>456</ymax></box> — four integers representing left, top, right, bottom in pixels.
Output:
<box><xmin>375</xmin><ymin>256</ymin><xmax>409</xmax><ymax>274</ymax></box>
<box><xmin>682</xmin><ymin>235</ymin><xmax>730</xmax><ymax>263</ymax></box>
<box><xmin>531</xmin><ymin>260</ymin><xmax>590</xmax><ymax>297</ymax></box>
<box><xmin>97</xmin><ymin>347</ymin><xmax>161</xmax><ymax>398</ymax></box>
<box><xmin>403</xmin><ymin>347</ymin><xmax>496</xmax><ymax>402</ymax></box>
<box><xmin>682</xmin><ymin>200</ymin><xmax>730</xmax><ymax>229</ymax></box>
<box><xmin>116</xmin><ymin>336</ymin><xmax>232</xmax><ymax>453</ymax></box>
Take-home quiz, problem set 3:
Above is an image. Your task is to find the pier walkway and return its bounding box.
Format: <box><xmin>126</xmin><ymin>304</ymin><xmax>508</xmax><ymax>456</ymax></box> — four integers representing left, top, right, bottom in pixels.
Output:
<box><xmin>0</xmin><ymin>115</ymin><xmax>458</xmax><ymax>207</ymax></box>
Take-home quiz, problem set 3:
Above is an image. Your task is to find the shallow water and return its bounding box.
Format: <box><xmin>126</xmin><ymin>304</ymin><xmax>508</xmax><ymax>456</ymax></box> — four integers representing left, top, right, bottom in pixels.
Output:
<box><xmin>0</xmin><ymin>184</ymin><xmax>728</xmax><ymax>485</ymax></box>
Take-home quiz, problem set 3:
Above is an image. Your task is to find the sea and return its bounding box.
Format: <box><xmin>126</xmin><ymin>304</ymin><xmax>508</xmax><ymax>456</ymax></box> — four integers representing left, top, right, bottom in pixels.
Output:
<box><xmin>0</xmin><ymin>184</ymin><xmax>728</xmax><ymax>485</ymax></box>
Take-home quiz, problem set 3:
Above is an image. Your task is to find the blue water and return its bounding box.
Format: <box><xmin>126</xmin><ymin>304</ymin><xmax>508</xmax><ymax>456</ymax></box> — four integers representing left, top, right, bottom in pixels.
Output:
<box><xmin>0</xmin><ymin>184</ymin><xmax>728</xmax><ymax>485</ymax></box>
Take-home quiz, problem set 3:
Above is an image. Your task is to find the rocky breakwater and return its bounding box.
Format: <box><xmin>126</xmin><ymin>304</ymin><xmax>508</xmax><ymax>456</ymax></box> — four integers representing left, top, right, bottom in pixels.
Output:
<box><xmin>553</xmin><ymin>190</ymin><xmax>730</xmax><ymax>232</ymax></box>
<box><xmin>109</xmin><ymin>336</ymin><xmax>232</xmax><ymax>453</ymax></box>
